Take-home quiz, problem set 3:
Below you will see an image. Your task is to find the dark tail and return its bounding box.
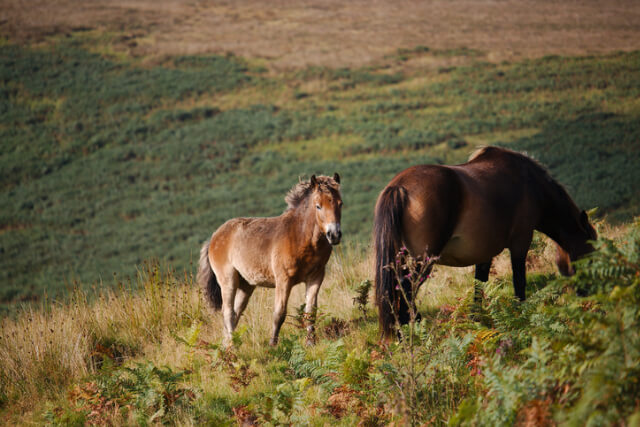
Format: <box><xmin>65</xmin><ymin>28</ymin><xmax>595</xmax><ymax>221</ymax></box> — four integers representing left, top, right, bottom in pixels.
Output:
<box><xmin>374</xmin><ymin>185</ymin><xmax>409</xmax><ymax>339</ymax></box>
<box><xmin>197</xmin><ymin>237</ymin><xmax>222</xmax><ymax>311</ymax></box>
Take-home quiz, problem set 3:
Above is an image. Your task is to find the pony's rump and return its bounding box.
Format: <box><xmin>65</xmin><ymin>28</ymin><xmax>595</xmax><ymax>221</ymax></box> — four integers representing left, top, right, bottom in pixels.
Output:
<box><xmin>197</xmin><ymin>237</ymin><xmax>222</xmax><ymax>311</ymax></box>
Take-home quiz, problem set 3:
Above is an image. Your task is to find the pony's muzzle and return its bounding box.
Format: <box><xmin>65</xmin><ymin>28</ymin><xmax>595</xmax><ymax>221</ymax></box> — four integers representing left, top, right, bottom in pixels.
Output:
<box><xmin>555</xmin><ymin>245</ymin><xmax>575</xmax><ymax>277</ymax></box>
<box><xmin>325</xmin><ymin>223</ymin><xmax>342</xmax><ymax>245</ymax></box>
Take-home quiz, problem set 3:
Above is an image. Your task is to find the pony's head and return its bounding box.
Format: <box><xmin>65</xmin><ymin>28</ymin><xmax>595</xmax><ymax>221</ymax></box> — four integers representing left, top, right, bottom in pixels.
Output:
<box><xmin>512</xmin><ymin>151</ymin><xmax>598</xmax><ymax>277</ymax></box>
<box><xmin>310</xmin><ymin>173</ymin><xmax>343</xmax><ymax>245</ymax></box>
<box><xmin>555</xmin><ymin>210</ymin><xmax>597</xmax><ymax>276</ymax></box>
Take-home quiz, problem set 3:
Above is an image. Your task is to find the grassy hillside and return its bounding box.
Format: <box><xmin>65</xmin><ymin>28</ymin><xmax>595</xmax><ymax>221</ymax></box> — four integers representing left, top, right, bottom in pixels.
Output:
<box><xmin>2</xmin><ymin>22</ymin><xmax>640</xmax><ymax>425</ymax></box>
<box><xmin>1</xmin><ymin>220</ymin><xmax>639</xmax><ymax>425</ymax></box>
<box><xmin>2</xmin><ymin>31</ymin><xmax>640</xmax><ymax>309</ymax></box>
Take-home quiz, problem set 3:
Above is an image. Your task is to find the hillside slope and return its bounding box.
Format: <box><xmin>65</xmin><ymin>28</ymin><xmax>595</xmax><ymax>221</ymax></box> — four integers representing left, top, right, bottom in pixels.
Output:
<box><xmin>1</xmin><ymin>31</ymin><xmax>640</xmax><ymax>307</ymax></box>
<box><xmin>2</xmin><ymin>3</ymin><xmax>640</xmax><ymax>424</ymax></box>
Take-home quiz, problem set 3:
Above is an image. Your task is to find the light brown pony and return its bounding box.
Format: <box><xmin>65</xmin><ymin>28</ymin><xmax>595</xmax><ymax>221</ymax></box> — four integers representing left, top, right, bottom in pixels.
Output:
<box><xmin>374</xmin><ymin>146</ymin><xmax>597</xmax><ymax>338</ymax></box>
<box><xmin>198</xmin><ymin>174</ymin><xmax>342</xmax><ymax>346</ymax></box>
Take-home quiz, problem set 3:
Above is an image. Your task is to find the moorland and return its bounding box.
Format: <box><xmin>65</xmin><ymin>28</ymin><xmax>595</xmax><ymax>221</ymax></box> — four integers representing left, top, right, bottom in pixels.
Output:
<box><xmin>1</xmin><ymin>1</ymin><xmax>640</xmax><ymax>425</ymax></box>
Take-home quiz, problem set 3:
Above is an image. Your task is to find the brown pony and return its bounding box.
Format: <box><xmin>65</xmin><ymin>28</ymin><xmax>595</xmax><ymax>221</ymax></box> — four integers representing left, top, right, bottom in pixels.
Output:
<box><xmin>198</xmin><ymin>174</ymin><xmax>342</xmax><ymax>346</ymax></box>
<box><xmin>374</xmin><ymin>146</ymin><xmax>596</xmax><ymax>338</ymax></box>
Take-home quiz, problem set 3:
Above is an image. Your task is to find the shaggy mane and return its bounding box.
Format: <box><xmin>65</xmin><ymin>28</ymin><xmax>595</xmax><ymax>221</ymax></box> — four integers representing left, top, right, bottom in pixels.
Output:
<box><xmin>285</xmin><ymin>175</ymin><xmax>340</xmax><ymax>210</ymax></box>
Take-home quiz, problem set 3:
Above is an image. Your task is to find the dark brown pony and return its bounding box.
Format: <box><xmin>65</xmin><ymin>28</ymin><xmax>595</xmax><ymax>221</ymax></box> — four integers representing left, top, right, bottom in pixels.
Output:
<box><xmin>198</xmin><ymin>174</ymin><xmax>342</xmax><ymax>346</ymax></box>
<box><xmin>374</xmin><ymin>146</ymin><xmax>596</xmax><ymax>338</ymax></box>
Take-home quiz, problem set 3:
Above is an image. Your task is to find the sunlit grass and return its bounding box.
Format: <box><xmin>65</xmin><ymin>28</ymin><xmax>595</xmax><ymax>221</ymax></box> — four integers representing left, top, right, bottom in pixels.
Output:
<box><xmin>252</xmin><ymin>134</ymin><xmax>365</xmax><ymax>161</ymax></box>
<box><xmin>465</xmin><ymin>128</ymin><xmax>541</xmax><ymax>146</ymax></box>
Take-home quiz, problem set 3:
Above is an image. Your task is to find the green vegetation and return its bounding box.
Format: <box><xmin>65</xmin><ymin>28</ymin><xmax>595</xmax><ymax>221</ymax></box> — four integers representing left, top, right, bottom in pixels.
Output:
<box><xmin>2</xmin><ymin>220</ymin><xmax>639</xmax><ymax>425</ymax></box>
<box><xmin>1</xmin><ymin>33</ymin><xmax>640</xmax><ymax>312</ymax></box>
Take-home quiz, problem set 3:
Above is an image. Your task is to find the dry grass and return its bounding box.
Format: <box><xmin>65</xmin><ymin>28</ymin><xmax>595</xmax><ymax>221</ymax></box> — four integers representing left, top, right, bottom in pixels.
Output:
<box><xmin>0</xmin><ymin>265</ymin><xmax>203</xmax><ymax>412</ymax></box>
<box><xmin>2</xmin><ymin>1</ymin><xmax>640</xmax><ymax>69</ymax></box>
<box><xmin>0</xmin><ymin>246</ymin><xmax>367</xmax><ymax>413</ymax></box>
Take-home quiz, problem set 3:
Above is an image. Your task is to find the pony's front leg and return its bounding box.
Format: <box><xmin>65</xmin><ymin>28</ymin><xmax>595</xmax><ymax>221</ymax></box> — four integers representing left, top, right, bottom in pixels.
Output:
<box><xmin>303</xmin><ymin>276</ymin><xmax>323</xmax><ymax>346</ymax></box>
<box><xmin>511</xmin><ymin>254</ymin><xmax>527</xmax><ymax>301</ymax></box>
<box><xmin>510</xmin><ymin>236</ymin><xmax>532</xmax><ymax>302</ymax></box>
<box><xmin>270</xmin><ymin>279</ymin><xmax>293</xmax><ymax>346</ymax></box>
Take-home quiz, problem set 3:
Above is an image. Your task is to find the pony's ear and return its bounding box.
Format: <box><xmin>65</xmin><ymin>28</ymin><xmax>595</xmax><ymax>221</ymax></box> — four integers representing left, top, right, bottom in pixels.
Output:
<box><xmin>310</xmin><ymin>175</ymin><xmax>318</xmax><ymax>188</ymax></box>
<box><xmin>333</xmin><ymin>173</ymin><xmax>340</xmax><ymax>184</ymax></box>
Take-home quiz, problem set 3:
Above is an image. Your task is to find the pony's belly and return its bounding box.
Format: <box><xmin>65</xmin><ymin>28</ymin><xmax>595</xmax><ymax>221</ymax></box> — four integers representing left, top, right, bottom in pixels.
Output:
<box><xmin>235</xmin><ymin>263</ymin><xmax>275</xmax><ymax>288</ymax></box>
<box><xmin>439</xmin><ymin>234</ymin><xmax>501</xmax><ymax>267</ymax></box>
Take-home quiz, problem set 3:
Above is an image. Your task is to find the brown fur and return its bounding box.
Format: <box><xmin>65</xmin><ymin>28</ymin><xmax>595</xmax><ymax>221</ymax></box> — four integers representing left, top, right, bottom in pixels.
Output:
<box><xmin>374</xmin><ymin>146</ymin><xmax>597</xmax><ymax>338</ymax></box>
<box><xmin>198</xmin><ymin>174</ymin><xmax>342</xmax><ymax>346</ymax></box>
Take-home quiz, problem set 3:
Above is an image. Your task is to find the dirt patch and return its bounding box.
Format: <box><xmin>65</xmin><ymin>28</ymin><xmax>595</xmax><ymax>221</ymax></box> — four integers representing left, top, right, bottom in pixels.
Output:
<box><xmin>2</xmin><ymin>1</ymin><xmax>640</xmax><ymax>69</ymax></box>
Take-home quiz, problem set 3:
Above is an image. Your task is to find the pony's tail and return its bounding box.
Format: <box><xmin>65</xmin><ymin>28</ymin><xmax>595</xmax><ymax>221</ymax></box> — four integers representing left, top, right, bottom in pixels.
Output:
<box><xmin>197</xmin><ymin>238</ymin><xmax>222</xmax><ymax>311</ymax></box>
<box><xmin>374</xmin><ymin>185</ymin><xmax>408</xmax><ymax>339</ymax></box>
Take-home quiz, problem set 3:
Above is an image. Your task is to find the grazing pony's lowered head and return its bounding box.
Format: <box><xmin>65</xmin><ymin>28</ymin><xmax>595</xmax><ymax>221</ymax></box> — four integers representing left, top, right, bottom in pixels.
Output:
<box><xmin>555</xmin><ymin>210</ymin><xmax>597</xmax><ymax>276</ymax></box>
<box><xmin>285</xmin><ymin>173</ymin><xmax>343</xmax><ymax>245</ymax></box>
<box><xmin>520</xmin><ymin>153</ymin><xmax>598</xmax><ymax>276</ymax></box>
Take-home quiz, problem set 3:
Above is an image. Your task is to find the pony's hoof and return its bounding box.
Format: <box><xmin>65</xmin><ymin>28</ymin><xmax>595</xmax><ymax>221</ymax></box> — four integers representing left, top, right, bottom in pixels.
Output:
<box><xmin>305</xmin><ymin>337</ymin><xmax>316</xmax><ymax>347</ymax></box>
<box><xmin>269</xmin><ymin>339</ymin><xmax>278</xmax><ymax>347</ymax></box>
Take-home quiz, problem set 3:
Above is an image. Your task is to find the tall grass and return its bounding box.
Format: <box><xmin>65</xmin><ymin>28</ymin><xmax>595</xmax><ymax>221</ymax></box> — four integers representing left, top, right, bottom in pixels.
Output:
<box><xmin>0</xmin><ymin>263</ymin><xmax>203</xmax><ymax>412</ymax></box>
<box><xmin>0</xmin><ymin>244</ymin><xmax>370</xmax><ymax>419</ymax></box>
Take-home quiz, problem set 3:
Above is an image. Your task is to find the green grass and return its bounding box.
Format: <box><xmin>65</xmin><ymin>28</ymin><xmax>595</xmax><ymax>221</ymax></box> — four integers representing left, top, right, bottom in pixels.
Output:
<box><xmin>1</xmin><ymin>33</ymin><xmax>640</xmax><ymax>308</ymax></box>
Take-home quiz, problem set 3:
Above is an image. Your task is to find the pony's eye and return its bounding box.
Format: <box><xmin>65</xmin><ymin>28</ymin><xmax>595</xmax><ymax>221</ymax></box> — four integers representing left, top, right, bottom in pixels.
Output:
<box><xmin>316</xmin><ymin>204</ymin><xmax>321</xmax><ymax>210</ymax></box>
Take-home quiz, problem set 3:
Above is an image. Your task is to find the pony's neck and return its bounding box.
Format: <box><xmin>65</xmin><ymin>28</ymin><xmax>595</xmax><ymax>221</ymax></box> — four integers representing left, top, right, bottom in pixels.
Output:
<box><xmin>288</xmin><ymin>199</ymin><xmax>329</xmax><ymax>250</ymax></box>
<box><xmin>537</xmin><ymin>185</ymin><xmax>580</xmax><ymax>253</ymax></box>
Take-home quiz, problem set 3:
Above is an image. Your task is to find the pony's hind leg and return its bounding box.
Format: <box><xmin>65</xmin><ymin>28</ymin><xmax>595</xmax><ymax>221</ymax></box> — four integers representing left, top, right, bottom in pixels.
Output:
<box><xmin>474</xmin><ymin>261</ymin><xmax>492</xmax><ymax>303</ymax></box>
<box><xmin>233</xmin><ymin>279</ymin><xmax>255</xmax><ymax>324</ymax></box>
<box><xmin>474</xmin><ymin>261</ymin><xmax>491</xmax><ymax>282</ymax></box>
<box><xmin>218</xmin><ymin>269</ymin><xmax>240</xmax><ymax>346</ymax></box>
<box><xmin>270</xmin><ymin>279</ymin><xmax>294</xmax><ymax>346</ymax></box>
